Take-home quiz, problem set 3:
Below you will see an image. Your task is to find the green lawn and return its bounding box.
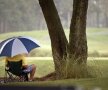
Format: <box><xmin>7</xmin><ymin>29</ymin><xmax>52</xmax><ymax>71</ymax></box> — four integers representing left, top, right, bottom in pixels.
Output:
<box><xmin>0</xmin><ymin>57</ymin><xmax>108</xmax><ymax>78</ymax></box>
<box><xmin>0</xmin><ymin>57</ymin><xmax>54</xmax><ymax>77</ymax></box>
<box><xmin>0</xmin><ymin>28</ymin><xmax>108</xmax><ymax>57</ymax></box>
<box><xmin>43</xmin><ymin>77</ymin><xmax>107</xmax><ymax>90</ymax></box>
<box><xmin>0</xmin><ymin>58</ymin><xmax>108</xmax><ymax>90</ymax></box>
<box><xmin>0</xmin><ymin>28</ymin><xmax>108</xmax><ymax>89</ymax></box>
<box><xmin>5</xmin><ymin>77</ymin><xmax>108</xmax><ymax>90</ymax></box>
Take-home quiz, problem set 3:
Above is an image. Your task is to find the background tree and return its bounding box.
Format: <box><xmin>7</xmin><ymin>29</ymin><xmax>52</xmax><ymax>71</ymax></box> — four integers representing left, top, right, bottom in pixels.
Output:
<box><xmin>0</xmin><ymin>0</ymin><xmax>43</xmax><ymax>33</ymax></box>
<box><xmin>101</xmin><ymin>0</ymin><xmax>108</xmax><ymax>27</ymax></box>
<box><xmin>0</xmin><ymin>0</ymin><xmax>108</xmax><ymax>33</ymax></box>
<box><xmin>39</xmin><ymin>0</ymin><xmax>88</xmax><ymax>79</ymax></box>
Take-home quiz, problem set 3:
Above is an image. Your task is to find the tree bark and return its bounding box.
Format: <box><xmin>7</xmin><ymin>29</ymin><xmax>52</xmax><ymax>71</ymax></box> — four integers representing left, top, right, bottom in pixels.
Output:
<box><xmin>69</xmin><ymin>0</ymin><xmax>88</xmax><ymax>64</ymax></box>
<box><xmin>39</xmin><ymin>0</ymin><xmax>88</xmax><ymax>79</ymax></box>
<box><xmin>39</xmin><ymin>0</ymin><xmax>68</xmax><ymax>79</ymax></box>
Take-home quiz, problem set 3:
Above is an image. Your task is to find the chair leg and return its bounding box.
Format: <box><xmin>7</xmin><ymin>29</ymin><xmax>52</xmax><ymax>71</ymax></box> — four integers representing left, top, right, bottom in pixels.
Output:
<box><xmin>19</xmin><ymin>74</ymin><xmax>28</xmax><ymax>82</ymax></box>
<box><xmin>4</xmin><ymin>71</ymin><xmax>15</xmax><ymax>83</ymax></box>
<box><xmin>22</xmin><ymin>74</ymin><xmax>28</xmax><ymax>81</ymax></box>
<box><xmin>4</xmin><ymin>70</ymin><xmax>29</xmax><ymax>82</ymax></box>
<box><xmin>25</xmin><ymin>74</ymin><xmax>28</xmax><ymax>81</ymax></box>
<box><xmin>4</xmin><ymin>70</ymin><xmax>8</xmax><ymax>83</ymax></box>
<box><xmin>21</xmin><ymin>74</ymin><xmax>28</xmax><ymax>81</ymax></box>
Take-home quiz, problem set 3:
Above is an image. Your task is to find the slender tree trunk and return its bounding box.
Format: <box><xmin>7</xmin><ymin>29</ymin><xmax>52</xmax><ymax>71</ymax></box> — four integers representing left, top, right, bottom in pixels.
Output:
<box><xmin>0</xmin><ymin>18</ymin><xmax>4</xmax><ymax>33</ymax></box>
<box><xmin>39</xmin><ymin>0</ymin><xmax>68</xmax><ymax>79</ymax></box>
<box><xmin>96</xmin><ymin>12</ymin><xmax>100</xmax><ymax>28</ymax></box>
<box><xmin>67</xmin><ymin>0</ymin><xmax>88</xmax><ymax>78</ymax></box>
<box><xmin>104</xmin><ymin>13</ymin><xmax>108</xmax><ymax>27</ymax></box>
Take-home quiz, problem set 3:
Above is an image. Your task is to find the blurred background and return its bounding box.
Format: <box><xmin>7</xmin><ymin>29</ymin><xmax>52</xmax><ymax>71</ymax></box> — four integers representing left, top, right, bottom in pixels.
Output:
<box><xmin>0</xmin><ymin>0</ymin><xmax>108</xmax><ymax>57</ymax></box>
<box><xmin>0</xmin><ymin>0</ymin><xmax>108</xmax><ymax>32</ymax></box>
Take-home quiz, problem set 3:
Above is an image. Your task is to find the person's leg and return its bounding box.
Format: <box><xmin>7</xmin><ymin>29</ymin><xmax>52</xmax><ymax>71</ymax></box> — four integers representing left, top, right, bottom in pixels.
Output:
<box><xmin>29</xmin><ymin>64</ymin><xmax>36</xmax><ymax>81</ymax></box>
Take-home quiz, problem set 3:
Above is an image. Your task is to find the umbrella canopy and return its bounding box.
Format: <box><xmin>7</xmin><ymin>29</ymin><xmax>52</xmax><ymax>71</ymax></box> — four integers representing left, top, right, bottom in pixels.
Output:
<box><xmin>0</xmin><ymin>36</ymin><xmax>40</xmax><ymax>57</ymax></box>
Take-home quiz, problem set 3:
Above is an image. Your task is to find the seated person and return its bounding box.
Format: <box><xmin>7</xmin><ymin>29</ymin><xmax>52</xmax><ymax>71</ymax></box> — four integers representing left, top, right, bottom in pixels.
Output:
<box><xmin>5</xmin><ymin>54</ymin><xmax>36</xmax><ymax>81</ymax></box>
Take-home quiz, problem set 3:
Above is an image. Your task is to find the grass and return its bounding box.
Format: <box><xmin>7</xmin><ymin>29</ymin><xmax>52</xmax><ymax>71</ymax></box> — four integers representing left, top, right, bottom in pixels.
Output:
<box><xmin>0</xmin><ymin>28</ymin><xmax>108</xmax><ymax>89</ymax></box>
<box><xmin>2</xmin><ymin>77</ymin><xmax>108</xmax><ymax>90</ymax></box>
<box><xmin>0</xmin><ymin>58</ymin><xmax>108</xmax><ymax>90</ymax></box>
<box><xmin>0</xmin><ymin>57</ymin><xmax>108</xmax><ymax>78</ymax></box>
<box><xmin>0</xmin><ymin>28</ymin><xmax>108</xmax><ymax>57</ymax></box>
<box><xmin>0</xmin><ymin>57</ymin><xmax>54</xmax><ymax>77</ymax></box>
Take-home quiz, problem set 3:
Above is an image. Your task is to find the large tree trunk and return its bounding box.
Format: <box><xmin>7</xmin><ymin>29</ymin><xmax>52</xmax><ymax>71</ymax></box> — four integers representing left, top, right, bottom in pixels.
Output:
<box><xmin>67</xmin><ymin>0</ymin><xmax>88</xmax><ymax>78</ymax></box>
<box><xmin>69</xmin><ymin>0</ymin><xmax>88</xmax><ymax>63</ymax></box>
<box><xmin>39</xmin><ymin>0</ymin><xmax>68</xmax><ymax>79</ymax></box>
<box><xmin>39</xmin><ymin>0</ymin><xmax>88</xmax><ymax>79</ymax></box>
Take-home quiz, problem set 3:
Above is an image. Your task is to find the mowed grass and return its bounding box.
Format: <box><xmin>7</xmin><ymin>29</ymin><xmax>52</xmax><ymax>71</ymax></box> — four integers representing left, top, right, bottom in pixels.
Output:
<box><xmin>0</xmin><ymin>28</ymin><xmax>108</xmax><ymax>89</ymax></box>
<box><xmin>0</xmin><ymin>57</ymin><xmax>54</xmax><ymax>77</ymax></box>
<box><xmin>0</xmin><ymin>58</ymin><xmax>108</xmax><ymax>90</ymax></box>
<box><xmin>0</xmin><ymin>28</ymin><xmax>108</xmax><ymax>56</ymax></box>
<box><xmin>0</xmin><ymin>57</ymin><xmax>108</xmax><ymax>78</ymax></box>
<box><xmin>87</xmin><ymin>28</ymin><xmax>108</xmax><ymax>54</ymax></box>
<box><xmin>5</xmin><ymin>78</ymin><xmax>108</xmax><ymax>90</ymax></box>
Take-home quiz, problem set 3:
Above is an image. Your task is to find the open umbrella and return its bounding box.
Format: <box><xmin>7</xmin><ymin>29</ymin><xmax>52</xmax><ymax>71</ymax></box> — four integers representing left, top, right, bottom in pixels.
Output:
<box><xmin>0</xmin><ymin>36</ymin><xmax>40</xmax><ymax>57</ymax></box>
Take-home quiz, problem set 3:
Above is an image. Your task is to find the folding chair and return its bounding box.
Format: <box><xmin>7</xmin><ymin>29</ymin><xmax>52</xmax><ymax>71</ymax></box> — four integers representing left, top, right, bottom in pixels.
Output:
<box><xmin>4</xmin><ymin>60</ymin><xmax>28</xmax><ymax>83</ymax></box>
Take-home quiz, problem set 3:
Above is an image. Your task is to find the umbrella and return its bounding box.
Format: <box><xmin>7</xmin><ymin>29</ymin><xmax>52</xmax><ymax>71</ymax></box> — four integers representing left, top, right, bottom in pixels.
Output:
<box><xmin>0</xmin><ymin>36</ymin><xmax>40</xmax><ymax>57</ymax></box>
